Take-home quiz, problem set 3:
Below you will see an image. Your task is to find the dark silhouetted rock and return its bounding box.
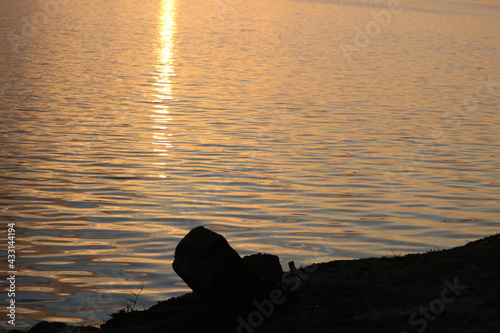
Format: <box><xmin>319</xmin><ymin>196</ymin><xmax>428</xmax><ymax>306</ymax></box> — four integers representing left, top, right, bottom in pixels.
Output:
<box><xmin>172</xmin><ymin>226</ymin><xmax>261</xmax><ymax>317</ymax></box>
<box><xmin>242</xmin><ymin>253</ymin><xmax>283</xmax><ymax>290</ymax></box>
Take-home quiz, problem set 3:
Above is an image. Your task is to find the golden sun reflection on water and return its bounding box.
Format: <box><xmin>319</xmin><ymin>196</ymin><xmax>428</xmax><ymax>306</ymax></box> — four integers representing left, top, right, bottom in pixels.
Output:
<box><xmin>151</xmin><ymin>0</ymin><xmax>177</xmax><ymax>158</ymax></box>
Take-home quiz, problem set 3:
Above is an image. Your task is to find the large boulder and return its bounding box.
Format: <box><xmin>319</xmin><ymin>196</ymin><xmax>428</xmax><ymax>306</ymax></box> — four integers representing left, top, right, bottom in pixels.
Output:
<box><xmin>172</xmin><ymin>226</ymin><xmax>261</xmax><ymax>317</ymax></box>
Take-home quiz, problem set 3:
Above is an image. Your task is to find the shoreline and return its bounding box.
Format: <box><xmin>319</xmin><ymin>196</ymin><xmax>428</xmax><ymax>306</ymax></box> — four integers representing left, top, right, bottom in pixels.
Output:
<box><xmin>6</xmin><ymin>233</ymin><xmax>500</xmax><ymax>333</ymax></box>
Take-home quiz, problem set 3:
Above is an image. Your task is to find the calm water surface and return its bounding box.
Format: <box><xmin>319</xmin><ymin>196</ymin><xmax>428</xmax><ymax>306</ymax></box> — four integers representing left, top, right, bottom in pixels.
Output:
<box><xmin>0</xmin><ymin>0</ymin><xmax>499</xmax><ymax>328</ymax></box>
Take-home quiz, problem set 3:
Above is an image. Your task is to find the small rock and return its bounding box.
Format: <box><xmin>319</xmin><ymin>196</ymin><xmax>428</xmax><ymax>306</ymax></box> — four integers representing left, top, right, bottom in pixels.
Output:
<box><xmin>242</xmin><ymin>253</ymin><xmax>283</xmax><ymax>289</ymax></box>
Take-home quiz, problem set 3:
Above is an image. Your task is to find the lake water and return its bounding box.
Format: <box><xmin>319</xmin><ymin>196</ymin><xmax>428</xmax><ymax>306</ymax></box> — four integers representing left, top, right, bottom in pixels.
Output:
<box><xmin>0</xmin><ymin>0</ymin><xmax>498</xmax><ymax>329</ymax></box>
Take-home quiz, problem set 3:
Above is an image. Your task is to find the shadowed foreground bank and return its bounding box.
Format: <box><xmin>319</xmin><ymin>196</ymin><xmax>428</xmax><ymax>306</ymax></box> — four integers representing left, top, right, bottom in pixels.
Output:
<box><xmin>8</xmin><ymin>233</ymin><xmax>500</xmax><ymax>333</ymax></box>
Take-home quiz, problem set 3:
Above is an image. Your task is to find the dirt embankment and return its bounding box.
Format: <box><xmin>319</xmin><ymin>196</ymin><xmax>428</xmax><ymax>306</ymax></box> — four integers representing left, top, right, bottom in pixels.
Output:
<box><xmin>8</xmin><ymin>233</ymin><xmax>500</xmax><ymax>333</ymax></box>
